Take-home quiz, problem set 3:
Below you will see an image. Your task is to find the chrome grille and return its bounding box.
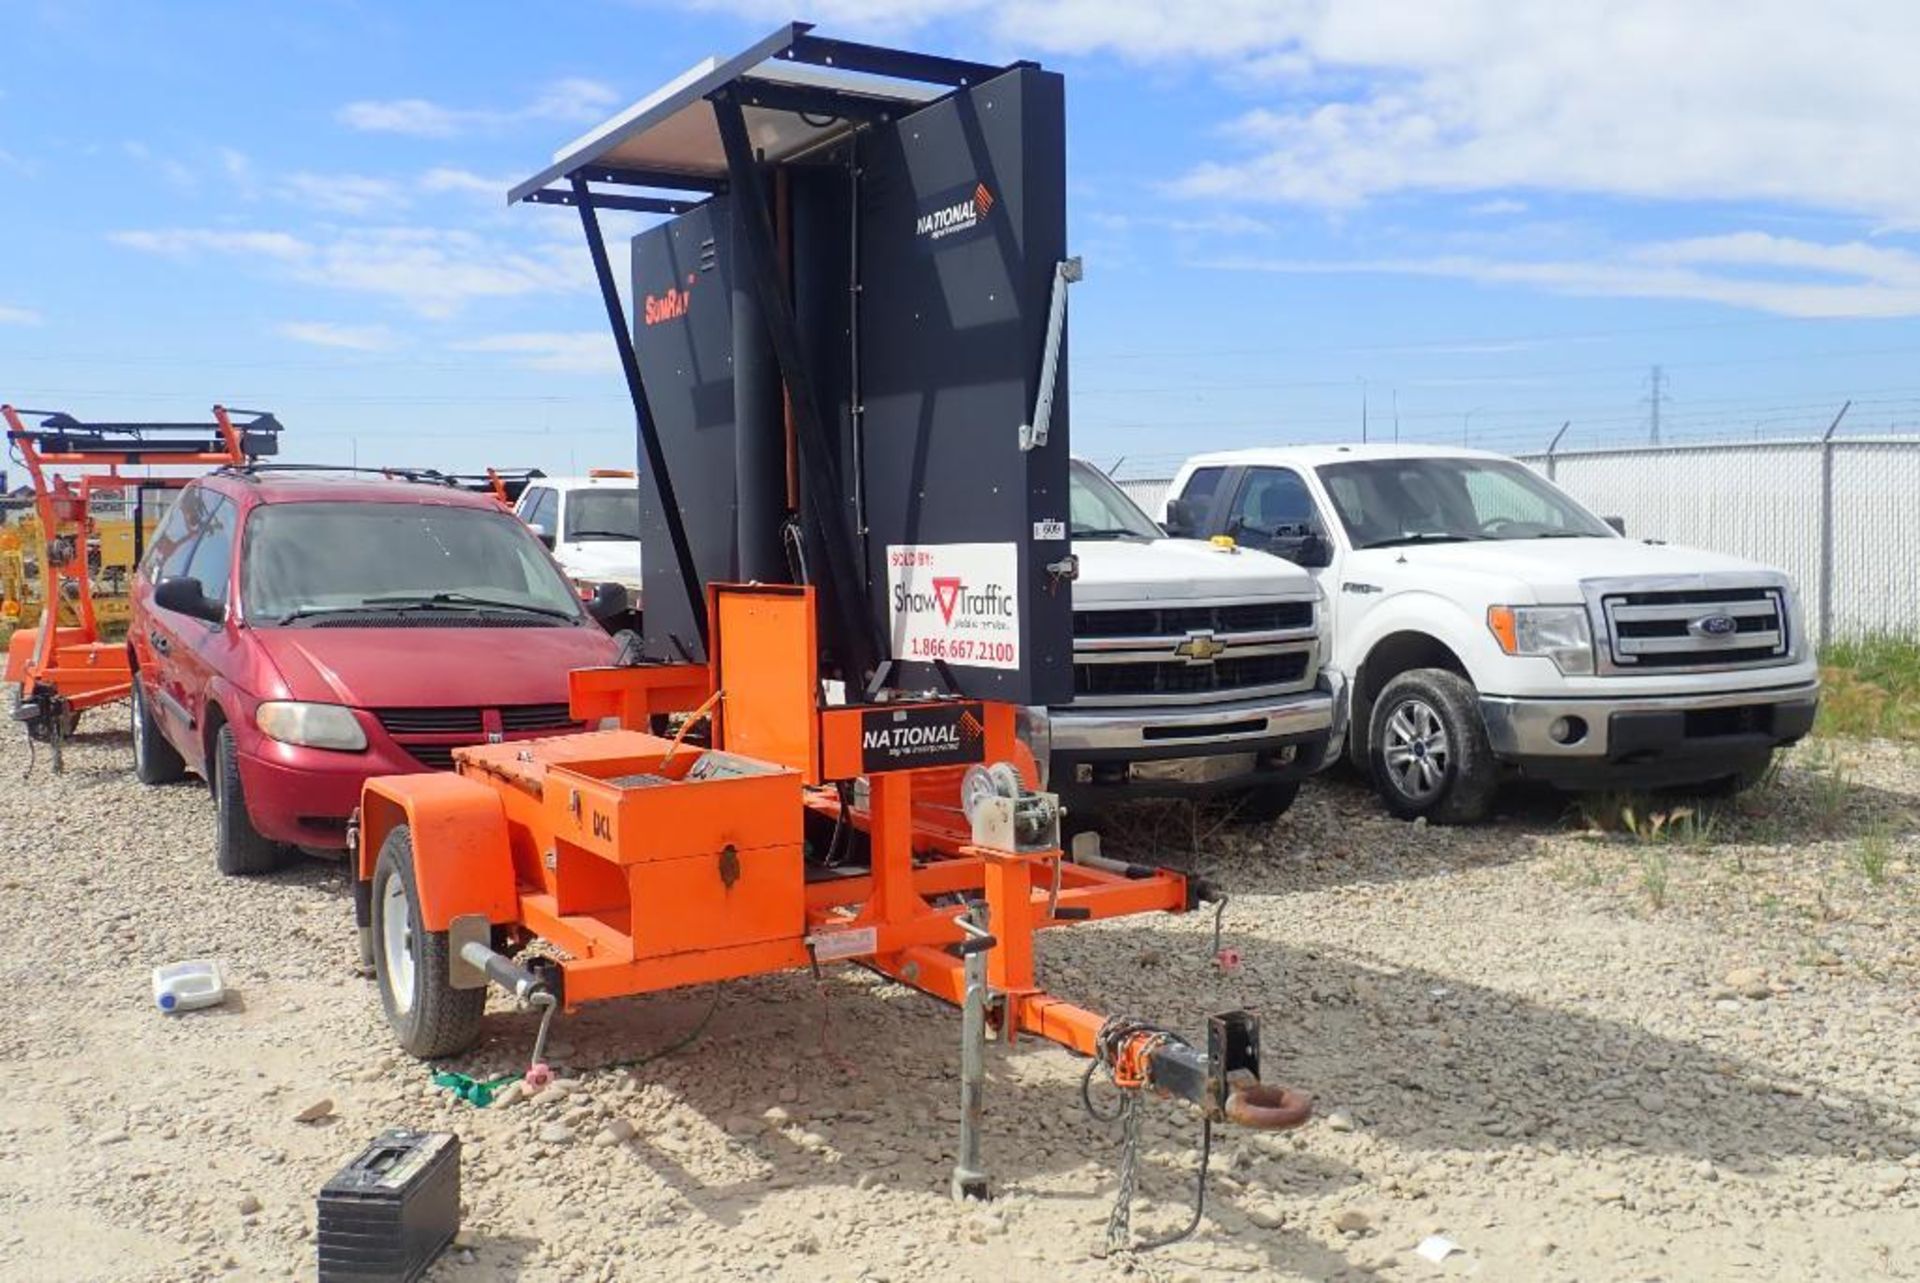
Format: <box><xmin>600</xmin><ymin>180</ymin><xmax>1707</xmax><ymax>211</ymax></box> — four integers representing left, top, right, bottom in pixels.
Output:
<box><xmin>374</xmin><ymin>704</ymin><xmax>585</xmax><ymax>773</ymax></box>
<box><xmin>1072</xmin><ymin>597</ymin><xmax>1318</xmax><ymax>706</ymax></box>
<box><xmin>1596</xmin><ymin>584</ymin><xmax>1790</xmax><ymax>671</ymax></box>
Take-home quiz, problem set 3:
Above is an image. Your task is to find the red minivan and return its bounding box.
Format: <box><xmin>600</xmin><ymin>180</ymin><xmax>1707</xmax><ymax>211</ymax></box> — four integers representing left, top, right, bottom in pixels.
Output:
<box><xmin>128</xmin><ymin>469</ymin><xmax>621</xmax><ymax>873</ymax></box>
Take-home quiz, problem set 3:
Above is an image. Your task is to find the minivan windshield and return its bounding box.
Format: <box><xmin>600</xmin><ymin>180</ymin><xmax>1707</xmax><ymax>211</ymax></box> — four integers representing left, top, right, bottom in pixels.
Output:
<box><xmin>243</xmin><ymin>502</ymin><xmax>586</xmax><ymax>625</ymax></box>
<box><xmin>1069</xmin><ymin>459</ymin><xmax>1163</xmax><ymax>540</ymax></box>
<box><xmin>1316</xmin><ymin>456</ymin><xmax>1614</xmax><ymax>550</ymax></box>
<box><xmin>565</xmin><ymin>488</ymin><xmax>641</xmax><ymax>541</ymax></box>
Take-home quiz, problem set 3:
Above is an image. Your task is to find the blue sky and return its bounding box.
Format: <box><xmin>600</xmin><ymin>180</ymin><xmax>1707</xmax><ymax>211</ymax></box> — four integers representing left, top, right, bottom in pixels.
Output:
<box><xmin>5</xmin><ymin>0</ymin><xmax>1920</xmax><ymax>480</ymax></box>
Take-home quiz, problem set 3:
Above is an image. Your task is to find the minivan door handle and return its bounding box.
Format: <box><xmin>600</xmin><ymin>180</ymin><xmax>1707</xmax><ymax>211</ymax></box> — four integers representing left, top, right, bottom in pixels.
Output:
<box><xmin>149</xmin><ymin>630</ymin><xmax>171</xmax><ymax>656</ymax></box>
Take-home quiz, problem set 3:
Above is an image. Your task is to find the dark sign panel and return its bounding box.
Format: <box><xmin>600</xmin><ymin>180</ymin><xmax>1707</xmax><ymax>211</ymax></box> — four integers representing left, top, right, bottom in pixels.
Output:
<box><xmin>860</xmin><ymin>703</ymin><xmax>987</xmax><ymax>773</ymax></box>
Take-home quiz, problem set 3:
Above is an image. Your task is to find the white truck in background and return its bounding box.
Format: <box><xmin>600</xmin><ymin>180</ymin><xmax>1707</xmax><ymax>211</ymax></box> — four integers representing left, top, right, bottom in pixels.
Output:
<box><xmin>1162</xmin><ymin>445</ymin><xmax>1819</xmax><ymax>823</ymax></box>
<box><xmin>1048</xmin><ymin>458</ymin><xmax>1340</xmax><ymax>824</ymax></box>
<box><xmin>515</xmin><ymin>471</ymin><xmax>644</xmax><ymax>633</ymax></box>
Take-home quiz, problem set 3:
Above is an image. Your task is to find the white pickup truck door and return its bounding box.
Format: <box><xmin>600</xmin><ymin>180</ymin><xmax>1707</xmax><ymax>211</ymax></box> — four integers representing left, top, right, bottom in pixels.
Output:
<box><xmin>1219</xmin><ymin>464</ymin><xmax>1371</xmax><ymax>649</ymax></box>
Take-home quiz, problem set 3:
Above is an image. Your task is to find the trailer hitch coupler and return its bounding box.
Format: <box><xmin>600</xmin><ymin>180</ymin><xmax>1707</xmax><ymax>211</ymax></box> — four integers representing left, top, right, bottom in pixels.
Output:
<box><xmin>458</xmin><ymin>940</ymin><xmax>549</xmax><ymax>1003</ymax></box>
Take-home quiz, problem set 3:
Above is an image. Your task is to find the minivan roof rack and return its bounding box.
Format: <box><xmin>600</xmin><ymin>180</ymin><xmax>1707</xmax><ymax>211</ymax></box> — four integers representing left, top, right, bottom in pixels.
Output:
<box><xmin>221</xmin><ymin>463</ymin><xmax>466</xmax><ymax>489</ymax></box>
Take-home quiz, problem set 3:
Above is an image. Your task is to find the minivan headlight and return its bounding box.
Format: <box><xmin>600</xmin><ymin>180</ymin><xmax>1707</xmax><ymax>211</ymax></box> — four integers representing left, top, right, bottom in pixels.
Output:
<box><xmin>256</xmin><ymin>701</ymin><xmax>368</xmax><ymax>751</ymax></box>
<box><xmin>1487</xmin><ymin>605</ymin><xmax>1594</xmax><ymax>676</ymax></box>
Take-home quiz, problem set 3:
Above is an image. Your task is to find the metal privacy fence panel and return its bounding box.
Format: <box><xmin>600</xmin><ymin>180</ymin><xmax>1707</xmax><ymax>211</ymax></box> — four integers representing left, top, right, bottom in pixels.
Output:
<box><xmin>1828</xmin><ymin>441</ymin><xmax>1920</xmax><ymax>640</ymax></box>
<box><xmin>1526</xmin><ymin>443</ymin><xmax>1824</xmax><ymax>614</ymax></box>
<box><xmin>1122</xmin><ymin>435</ymin><xmax>1920</xmax><ymax>645</ymax></box>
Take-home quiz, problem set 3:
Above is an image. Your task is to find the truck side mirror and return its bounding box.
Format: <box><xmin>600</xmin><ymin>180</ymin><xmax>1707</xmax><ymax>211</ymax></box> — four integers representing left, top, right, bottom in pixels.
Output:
<box><xmin>1604</xmin><ymin>516</ymin><xmax>1626</xmax><ymax>536</ymax></box>
<box><xmin>1164</xmin><ymin>496</ymin><xmax>1201</xmax><ymax>538</ymax></box>
<box><xmin>154</xmin><ymin>575</ymin><xmax>223</xmax><ymax>623</ymax></box>
<box><xmin>528</xmin><ymin>521</ymin><xmax>556</xmax><ymax>549</ymax></box>
<box><xmin>586</xmin><ymin>580</ymin><xmax>630</xmax><ymax>622</ymax></box>
<box><xmin>1268</xmin><ymin>531</ymin><xmax>1332</xmax><ymax>569</ymax></box>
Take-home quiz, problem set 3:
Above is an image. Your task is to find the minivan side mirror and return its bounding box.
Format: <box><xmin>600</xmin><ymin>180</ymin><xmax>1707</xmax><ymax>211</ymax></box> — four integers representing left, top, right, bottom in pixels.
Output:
<box><xmin>154</xmin><ymin>575</ymin><xmax>223</xmax><ymax>624</ymax></box>
<box><xmin>1164</xmin><ymin>496</ymin><xmax>1201</xmax><ymax>538</ymax></box>
<box><xmin>586</xmin><ymin>580</ymin><xmax>630</xmax><ymax>623</ymax></box>
<box><xmin>1604</xmin><ymin>515</ymin><xmax>1626</xmax><ymax>536</ymax></box>
<box><xmin>1268</xmin><ymin>530</ymin><xmax>1333</xmax><ymax>569</ymax></box>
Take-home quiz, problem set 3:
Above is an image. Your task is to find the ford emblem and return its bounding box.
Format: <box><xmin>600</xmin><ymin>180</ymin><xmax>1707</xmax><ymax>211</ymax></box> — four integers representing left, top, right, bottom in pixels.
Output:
<box><xmin>1690</xmin><ymin>613</ymin><xmax>1738</xmax><ymax>638</ymax></box>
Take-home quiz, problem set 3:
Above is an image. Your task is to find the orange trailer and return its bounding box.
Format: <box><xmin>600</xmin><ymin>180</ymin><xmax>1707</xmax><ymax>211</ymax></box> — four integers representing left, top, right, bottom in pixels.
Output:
<box><xmin>2</xmin><ymin>404</ymin><xmax>280</xmax><ymax>767</ymax></box>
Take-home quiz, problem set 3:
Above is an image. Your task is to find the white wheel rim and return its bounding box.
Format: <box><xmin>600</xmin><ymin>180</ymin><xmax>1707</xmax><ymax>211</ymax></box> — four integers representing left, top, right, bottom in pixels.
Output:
<box><xmin>131</xmin><ymin>689</ymin><xmax>146</xmax><ymax>772</ymax></box>
<box><xmin>381</xmin><ymin>876</ymin><xmax>416</xmax><ymax>1015</ymax></box>
<box><xmin>1383</xmin><ymin>697</ymin><xmax>1451</xmax><ymax>800</ymax></box>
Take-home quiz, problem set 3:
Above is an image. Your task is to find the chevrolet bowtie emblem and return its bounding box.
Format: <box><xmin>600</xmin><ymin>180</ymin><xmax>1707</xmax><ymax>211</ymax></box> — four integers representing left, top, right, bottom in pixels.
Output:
<box><xmin>1176</xmin><ymin>632</ymin><xmax>1226</xmax><ymax>663</ymax></box>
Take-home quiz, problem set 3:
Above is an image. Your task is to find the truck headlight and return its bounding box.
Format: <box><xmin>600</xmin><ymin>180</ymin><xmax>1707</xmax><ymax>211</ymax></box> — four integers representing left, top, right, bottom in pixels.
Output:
<box><xmin>1487</xmin><ymin>605</ymin><xmax>1594</xmax><ymax>676</ymax></box>
<box><xmin>1015</xmin><ymin>705</ymin><xmax>1052</xmax><ymax>791</ymax></box>
<box><xmin>256</xmin><ymin>701</ymin><xmax>368</xmax><ymax>751</ymax></box>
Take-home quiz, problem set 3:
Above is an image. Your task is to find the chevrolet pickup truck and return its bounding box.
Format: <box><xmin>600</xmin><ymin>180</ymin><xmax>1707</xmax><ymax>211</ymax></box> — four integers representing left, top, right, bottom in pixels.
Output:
<box><xmin>1163</xmin><ymin>445</ymin><xmax>1818</xmax><ymax>823</ymax></box>
<box><xmin>1051</xmin><ymin>458</ymin><xmax>1339</xmax><ymax>823</ymax></box>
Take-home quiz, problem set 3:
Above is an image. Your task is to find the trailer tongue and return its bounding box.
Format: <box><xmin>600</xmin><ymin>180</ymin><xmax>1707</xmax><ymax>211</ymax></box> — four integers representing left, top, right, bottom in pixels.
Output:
<box><xmin>352</xmin><ymin>21</ymin><xmax>1310</xmax><ymax>1246</ymax></box>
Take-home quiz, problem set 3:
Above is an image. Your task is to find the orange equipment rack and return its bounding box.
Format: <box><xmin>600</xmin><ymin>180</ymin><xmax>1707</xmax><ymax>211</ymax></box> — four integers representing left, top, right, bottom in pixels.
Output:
<box><xmin>355</xmin><ymin>584</ymin><xmax>1311</xmax><ymax>1219</ymax></box>
<box><xmin>2</xmin><ymin>404</ymin><xmax>277</xmax><ymax>767</ymax></box>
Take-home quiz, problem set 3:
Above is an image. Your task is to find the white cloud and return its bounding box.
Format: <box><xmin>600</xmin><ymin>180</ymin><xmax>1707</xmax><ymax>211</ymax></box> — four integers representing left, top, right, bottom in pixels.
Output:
<box><xmin>121</xmin><ymin>141</ymin><xmax>196</xmax><ymax>190</ymax></box>
<box><xmin>420</xmin><ymin>167</ymin><xmax>514</xmax><ymax>199</ymax></box>
<box><xmin>1209</xmin><ymin>231</ymin><xmax>1920</xmax><ymax>319</ymax></box>
<box><xmin>337</xmin><ymin>78</ymin><xmax>621</xmax><ymax>139</ymax></box>
<box><xmin>278</xmin><ymin>321</ymin><xmax>399</xmax><ymax>351</ymax></box>
<box><xmin>281</xmin><ymin>172</ymin><xmax>409</xmax><ymax>216</ymax></box>
<box><xmin>449</xmin><ymin>332</ymin><xmax>618</xmax><ymax>373</ymax></box>
<box><xmin>109</xmin><ymin>224</ymin><xmax>589</xmax><ymax>318</ymax></box>
<box><xmin>685</xmin><ymin>1</ymin><xmax>1920</xmax><ymax>224</ymax></box>
<box><xmin>108</xmin><ymin>228</ymin><xmax>312</xmax><ymax>261</ymax></box>
<box><xmin>0</xmin><ymin>304</ymin><xmax>42</xmax><ymax>326</ymax></box>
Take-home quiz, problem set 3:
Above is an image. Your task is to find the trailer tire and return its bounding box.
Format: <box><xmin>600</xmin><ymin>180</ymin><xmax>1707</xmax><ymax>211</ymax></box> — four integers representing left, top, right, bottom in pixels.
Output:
<box><xmin>131</xmin><ymin>680</ymin><xmax>187</xmax><ymax>785</ymax></box>
<box><xmin>213</xmin><ymin>723</ymin><xmax>291</xmax><ymax>875</ymax></box>
<box><xmin>1368</xmin><ymin>668</ymin><xmax>1498</xmax><ymax>824</ymax></box>
<box><xmin>372</xmin><ymin>826</ymin><xmax>485</xmax><ymax>1059</ymax></box>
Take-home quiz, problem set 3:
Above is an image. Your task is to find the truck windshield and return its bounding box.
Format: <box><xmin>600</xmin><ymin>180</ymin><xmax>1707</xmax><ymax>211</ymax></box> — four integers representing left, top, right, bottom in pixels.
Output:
<box><xmin>565</xmin><ymin>488</ymin><xmax>642</xmax><ymax>541</ymax></box>
<box><xmin>1316</xmin><ymin>457</ymin><xmax>1613</xmax><ymax>550</ymax></box>
<box><xmin>1069</xmin><ymin>460</ymin><xmax>1163</xmax><ymax>540</ymax></box>
<box><xmin>243</xmin><ymin>502</ymin><xmax>586</xmax><ymax>625</ymax></box>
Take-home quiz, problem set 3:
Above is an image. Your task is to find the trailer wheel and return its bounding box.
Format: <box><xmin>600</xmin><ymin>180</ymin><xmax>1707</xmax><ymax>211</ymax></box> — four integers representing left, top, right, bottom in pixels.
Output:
<box><xmin>372</xmin><ymin>825</ymin><xmax>485</xmax><ymax>1059</ymax></box>
<box><xmin>213</xmin><ymin>724</ymin><xmax>292</xmax><ymax>875</ymax></box>
<box><xmin>131</xmin><ymin>680</ymin><xmax>186</xmax><ymax>785</ymax></box>
<box><xmin>1368</xmin><ymin>668</ymin><xmax>1498</xmax><ymax>824</ymax></box>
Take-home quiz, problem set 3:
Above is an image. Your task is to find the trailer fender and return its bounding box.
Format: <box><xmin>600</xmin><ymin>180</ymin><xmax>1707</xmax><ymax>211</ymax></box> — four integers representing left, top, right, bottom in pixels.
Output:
<box><xmin>357</xmin><ymin>773</ymin><xmax>518</xmax><ymax>932</ymax></box>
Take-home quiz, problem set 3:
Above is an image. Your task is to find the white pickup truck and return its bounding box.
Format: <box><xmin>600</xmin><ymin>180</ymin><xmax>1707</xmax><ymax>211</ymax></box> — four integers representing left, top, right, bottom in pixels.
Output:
<box><xmin>1051</xmin><ymin>459</ymin><xmax>1339</xmax><ymax>823</ymax></box>
<box><xmin>514</xmin><ymin>472</ymin><xmax>644</xmax><ymax>632</ymax></box>
<box><xmin>1162</xmin><ymin>445</ymin><xmax>1819</xmax><ymax>822</ymax></box>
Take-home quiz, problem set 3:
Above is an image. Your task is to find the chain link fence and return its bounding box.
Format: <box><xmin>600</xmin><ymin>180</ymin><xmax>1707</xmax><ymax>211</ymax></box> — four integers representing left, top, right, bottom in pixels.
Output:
<box><xmin>1114</xmin><ymin>435</ymin><xmax>1920</xmax><ymax>645</ymax></box>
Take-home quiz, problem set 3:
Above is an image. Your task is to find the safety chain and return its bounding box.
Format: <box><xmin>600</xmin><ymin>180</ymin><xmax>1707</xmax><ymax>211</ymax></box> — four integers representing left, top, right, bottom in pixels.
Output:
<box><xmin>1105</xmin><ymin>1089</ymin><xmax>1144</xmax><ymax>1251</ymax></box>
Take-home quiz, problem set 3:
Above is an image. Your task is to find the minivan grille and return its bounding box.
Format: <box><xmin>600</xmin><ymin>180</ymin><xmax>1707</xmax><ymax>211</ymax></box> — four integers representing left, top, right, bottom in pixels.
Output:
<box><xmin>1598</xmin><ymin>586</ymin><xmax>1789</xmax><ymax>671</ymax></box>
<box><xmin>373</xmin><ymin>704</ymin><xmax>585</xmax><ymax>772</ymax></box>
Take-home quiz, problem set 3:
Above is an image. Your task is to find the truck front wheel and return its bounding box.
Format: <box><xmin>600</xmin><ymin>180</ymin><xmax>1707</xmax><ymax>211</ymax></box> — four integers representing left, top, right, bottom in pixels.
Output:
<box><xmin>1368</xmin><ymin>669</ymin><xmax>1498</xmax><ymax>824</ymax></box>
<box><xmin>1227</xmin><ymin>780</ymin><xmax>1301</xmax><ymax>825</ymax></box>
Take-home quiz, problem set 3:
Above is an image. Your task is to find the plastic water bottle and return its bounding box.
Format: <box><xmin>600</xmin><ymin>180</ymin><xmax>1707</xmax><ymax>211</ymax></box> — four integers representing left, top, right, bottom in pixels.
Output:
<box><xmin>152</xmin><ymin>959</ymin><xmax>226</xmax><ymax>1013</ymax></box>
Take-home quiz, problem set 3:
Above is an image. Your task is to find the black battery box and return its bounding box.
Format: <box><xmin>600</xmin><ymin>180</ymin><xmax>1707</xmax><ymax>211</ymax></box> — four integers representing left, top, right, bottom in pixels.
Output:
<box><xmin>316</xmin><ymin>1129</ymin><xmax>461</xmax><ymax>1283</ymax></box>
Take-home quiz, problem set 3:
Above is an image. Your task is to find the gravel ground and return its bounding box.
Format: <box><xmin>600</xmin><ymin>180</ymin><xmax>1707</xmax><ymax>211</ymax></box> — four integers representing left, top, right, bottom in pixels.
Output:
<box><xmin>2</xmin><ymin>716</ymin><xmax>1917</xmax><ymax>1282</ymax></box>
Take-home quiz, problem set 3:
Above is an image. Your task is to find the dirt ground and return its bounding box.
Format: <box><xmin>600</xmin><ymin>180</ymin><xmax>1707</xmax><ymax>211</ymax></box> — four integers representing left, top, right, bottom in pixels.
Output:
<box><xmin>1</xmin><ymin>720</ymin><xmax>1916</xmax><ymax>1282</ymax></box>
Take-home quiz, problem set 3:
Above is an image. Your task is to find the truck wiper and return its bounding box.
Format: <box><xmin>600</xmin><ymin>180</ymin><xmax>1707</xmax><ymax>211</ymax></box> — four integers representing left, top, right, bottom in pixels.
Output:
<box><xmin>1073</xmin><ymin>526</ymin><xmax>1151</xmax><ymax>540</ymax></box>
<box><xmin>568</xmin><ymin>529</ymin><xmax>641</xmax><ymax>541</ymax></box>
<box><xmin>1361</xmin><ymin>532</ymin><xmax>1486</xmax><ymax>549</ymax></box>
<box><xmin>361</xmin><ymin>592</ymin><xmax>577</xmax><ymax>621</ymax></box>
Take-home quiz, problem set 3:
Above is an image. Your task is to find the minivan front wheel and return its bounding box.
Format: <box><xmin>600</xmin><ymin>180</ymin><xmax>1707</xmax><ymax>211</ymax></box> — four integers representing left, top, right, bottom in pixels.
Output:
<box><xmin>213</xmin><ymin>723</ymin><xmax>292</xmax><ymax>875</ymax></box>
<box><xmin>1368</xmin><ymin>669</ymin><xmax>1498</xmax><ymax>824</ymax></box>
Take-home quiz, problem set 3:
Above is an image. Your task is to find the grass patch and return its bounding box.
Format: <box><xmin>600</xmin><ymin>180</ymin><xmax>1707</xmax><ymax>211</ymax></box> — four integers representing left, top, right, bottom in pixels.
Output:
<box><xmin>1854</xmin><ymin>823</ymin><xmax>1893</xmax><ymax>885</ymax></box>
<box><xmin>1818</xmin><ymin>634</ymin><xmax>1920</xmax><ymax>740</ymax></box>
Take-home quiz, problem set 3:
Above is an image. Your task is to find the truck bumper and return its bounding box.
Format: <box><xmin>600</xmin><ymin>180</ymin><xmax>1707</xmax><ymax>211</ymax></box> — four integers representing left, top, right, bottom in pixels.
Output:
<box><xmin>1046</xmin><ymin>671</ymin><xmax>1343</xmax><ymax>802</ymax></box>
<box><xmin>1479</xmin><ymin>679</ymin><xmax>1819</xmax><ymax>789</ymax></box>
